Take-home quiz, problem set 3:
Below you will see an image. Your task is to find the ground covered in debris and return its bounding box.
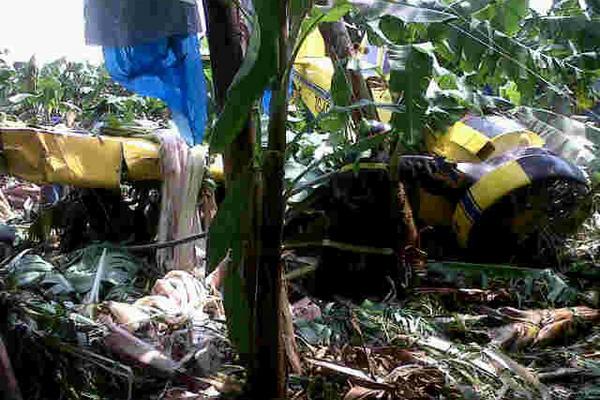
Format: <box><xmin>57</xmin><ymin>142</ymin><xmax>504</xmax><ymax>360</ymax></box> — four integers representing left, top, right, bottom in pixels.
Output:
<box><xmin>0</xmin><ymin>177</ymin><xmax>597</xmax><ymax>400</ymax></box>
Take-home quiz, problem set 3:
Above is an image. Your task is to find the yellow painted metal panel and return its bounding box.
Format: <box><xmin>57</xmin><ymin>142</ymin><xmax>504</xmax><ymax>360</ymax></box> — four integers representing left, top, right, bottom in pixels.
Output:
<box><xmin>432</xmin><ymin>121</ymin><xmax>491</xmax><ymax>161</ymax></box>
<box><xmin>418</xmin><ymin>189</ymin><xmax>454</xmax><ymax>226</ymax></box>
<box><xmin>1</xmin><ymin>128</ymin><xmax>123</xmax><ymax>188</ymax></box>
<box><xmin>0</xmin><ymin>128</ymin><xmax>165</xmax><ymax>187</ymax></box>
<box><xmin>372</xmin><ymin>87</ymin><xmax>392</xmax><ymax>123</ymax></box>
<box><xmin>488</xmin><ymin>130</ymin><xmax>544</xmax><ymax>158</ymax></box>
<box><xmin>453</xmin><ymin>160</ymin><xmax>531</xmax><ymax>247</ymax></box>
<box><xmin>112</xmin><ymin>137</ymin><xmax>161</xmax><ymax>181</ymax></box>
<box><xmin>470</xmin><ymin>161</ymin><xmax>530</xmax><ymax>211</ymax></box>
<box><xmin>453</xmin><ymin>203</ymin><xmax>472</xmax><ymax>248</ymax></box>
<box><xmin>296</xmin><ymin>29</ymin><xmax>327</xmax><ymax>59</ymax></box>
<box><xmin>208</xmin><ymin>154</ymin><xmax>224</xmax><ymax>182</ymax></box>
<box><xmin>293</xmin><ymin>30</ymin><xmax>394</xmax><ymax>123</ymax></box>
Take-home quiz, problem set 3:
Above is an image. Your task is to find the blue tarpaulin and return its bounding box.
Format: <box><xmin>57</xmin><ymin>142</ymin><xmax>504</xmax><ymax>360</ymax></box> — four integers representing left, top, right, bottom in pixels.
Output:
<box><xmin>261</xmin><ymin>79</ymin><xmax>294</xmax><ymax>116</ymax></box>
<box><xmin>103</xmin><ymin>35</ymin><xmax>207</xmax><ymax>145</ymax></box>
<box><xmin>85</xmin><ymin>0</ymin><xmax>207</xmax><ymax>145</ymax></box>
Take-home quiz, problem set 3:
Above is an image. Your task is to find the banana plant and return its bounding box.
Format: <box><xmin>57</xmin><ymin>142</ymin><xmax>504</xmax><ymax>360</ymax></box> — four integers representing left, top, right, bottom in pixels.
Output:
<box><xmin>345</xmin><ymin>0</ymin><xmax>600</xmax><ymax>152</ymax></box>
<box><xmin>205</xmin><ymin>0</ymin><xmax>363</xmax><ymax>396</ymax></box>
<box><xmin>206</xmin><ymin>0</ymin><xmax>600</xmax><ymax>397</ymax></box>
<box><xmin>0</xmin><ymin>56</ymin><xmax>170</xmax><ymax>127</ymax></box>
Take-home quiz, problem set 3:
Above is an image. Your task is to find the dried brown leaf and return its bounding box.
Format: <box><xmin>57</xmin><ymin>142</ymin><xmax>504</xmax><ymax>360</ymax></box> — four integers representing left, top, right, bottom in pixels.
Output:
<box><xmin>344</xmin><ymin>385</ymin><xmax>385</xmax><ymax>400</ymax></box>
<box><xmin>492</xmin><ymin>322</ymin><xmax>539</xmax><ymax>351</ymax></box>
<box><xmin>534</xmin><ymin>319</ymin><xmax>575</xmax><ymax>347</ymax></box>
<box><xmin>306</xmin><ymin>358</ymin><xmax>393</xmax><ymax>390</ymax></box>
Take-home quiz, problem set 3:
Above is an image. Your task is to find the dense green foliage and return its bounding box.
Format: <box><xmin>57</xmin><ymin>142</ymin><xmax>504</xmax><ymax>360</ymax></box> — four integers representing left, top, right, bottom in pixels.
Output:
<box><xmin>342</xmin><ymin>0</ymin><xmax>600</xmax><ymax>150</ymax></box>
<box><xmin>0</xmin><ymin>51</ymin><xmax>168</xmax><ymax>127</ymax></box>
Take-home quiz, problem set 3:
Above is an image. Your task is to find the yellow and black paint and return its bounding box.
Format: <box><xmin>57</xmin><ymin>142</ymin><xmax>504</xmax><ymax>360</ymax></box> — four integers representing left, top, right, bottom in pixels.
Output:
<box><xmin>453</xmin><ymin>148</ymin><xmax>588</xmax><ymax>248</ymax></box>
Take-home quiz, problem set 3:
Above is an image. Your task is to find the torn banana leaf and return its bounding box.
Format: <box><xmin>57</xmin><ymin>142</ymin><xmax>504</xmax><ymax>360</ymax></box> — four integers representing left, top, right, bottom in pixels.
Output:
<box><xmin>512</xmin><ymin>107</ymin><xmax>599</xmax><ymax>170</ymax></box>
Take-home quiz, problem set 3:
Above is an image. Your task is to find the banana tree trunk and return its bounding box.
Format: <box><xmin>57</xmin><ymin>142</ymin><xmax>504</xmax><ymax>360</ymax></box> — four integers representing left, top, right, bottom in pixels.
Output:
<box><xmin>203</xmin><ymin>0</ymin><xmax>255</xmax><ymax>184</ymax></box>
<box><xmin>203</xmin><ymin>0</ymin><xmax>259</xmax><ymax>381</ymax></box>
<box><xmin>252</xmin><ymin>0</ymin><xmax>289</xmax><ymax>396</ymax></box>
<box><xmin>319</xmin><ymin>21</ymin><xmax>378</xmax><ymax>122</ymax></box>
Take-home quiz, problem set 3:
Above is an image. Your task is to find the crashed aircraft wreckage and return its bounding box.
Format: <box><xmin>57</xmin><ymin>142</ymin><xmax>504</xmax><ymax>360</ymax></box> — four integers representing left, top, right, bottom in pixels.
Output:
<box><xmin>0</xmin><ymin>30</ymin><xmax>592</xmax><ymax>299</ymax></box>
<box><xmin>0</xmin><ymin>112</ymin><xmax>590</xmax><ymax>295</ymax></box>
